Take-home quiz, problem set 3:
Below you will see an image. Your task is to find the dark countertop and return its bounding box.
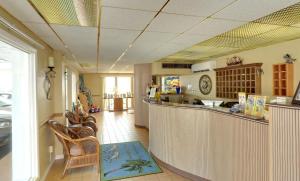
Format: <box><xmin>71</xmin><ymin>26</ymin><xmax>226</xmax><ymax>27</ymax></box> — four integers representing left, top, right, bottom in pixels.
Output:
<box><xmin>268</xmin><ymin>102</ymin><xmax>300</xmax><ymax>110</ymax></box>
<box><xmin>143</xmin><ymin>99</ymin><xmax>268</xmax><ymax>124</ymax></box>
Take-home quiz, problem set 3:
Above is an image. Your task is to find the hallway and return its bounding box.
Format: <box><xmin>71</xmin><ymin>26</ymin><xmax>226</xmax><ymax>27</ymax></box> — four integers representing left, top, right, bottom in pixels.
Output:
<box><xmin>45</xmin><ymin>111</ymin><xmax>189</xmax><ymax>181</ymax></box>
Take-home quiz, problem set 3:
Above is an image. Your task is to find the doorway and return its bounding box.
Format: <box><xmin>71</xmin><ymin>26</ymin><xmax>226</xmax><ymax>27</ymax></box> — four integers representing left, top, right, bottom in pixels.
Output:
<box><xmin>103</xmin><ymin>76</ymin><xmax>133</xmax><ymax>111</ymax></box>
<box><xmin>0</xmin><ymin>34</ymin><xmax>38</xmax><ymax>180</ymax></box>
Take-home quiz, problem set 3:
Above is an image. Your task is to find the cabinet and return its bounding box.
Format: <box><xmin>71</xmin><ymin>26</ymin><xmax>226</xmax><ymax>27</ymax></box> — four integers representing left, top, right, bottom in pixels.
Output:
<box><xmin>273</xmin><ymin>63</ymin><xmax>293</xmax><ymax>96</ymax></box>
<box><xmin>113</xmin><ymin>98</ymin><xmax>123</xmax><ymax>111</ymax></box>
<box><xmin>215</xmin><ymin>63</ymin><xmax>262</xmax><ymax>99</ymax></box>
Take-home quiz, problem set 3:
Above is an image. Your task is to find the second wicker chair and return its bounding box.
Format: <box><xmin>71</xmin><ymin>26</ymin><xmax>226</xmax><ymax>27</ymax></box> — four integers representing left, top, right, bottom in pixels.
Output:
<box><xmin>65</xmin><ymin>111</ymin><xmax>98</xmax><ymax>134</ymax></box>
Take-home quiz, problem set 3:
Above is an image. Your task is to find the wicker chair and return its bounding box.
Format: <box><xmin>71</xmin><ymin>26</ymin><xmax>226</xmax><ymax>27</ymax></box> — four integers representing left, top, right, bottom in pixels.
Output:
<box><xmin>48</xmin><ymin>120</ymin><xmax>100</xmax><ymax>177</ymax></box>
<box><xmin>65</xmin><ymin>111</ymin><xmax>98</xmax><ymax>134</ymax></box>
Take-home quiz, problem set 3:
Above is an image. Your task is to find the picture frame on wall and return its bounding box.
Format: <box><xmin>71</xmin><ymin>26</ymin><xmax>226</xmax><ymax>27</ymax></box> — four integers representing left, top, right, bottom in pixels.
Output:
<box><xmin>292</xmin><ymin>81</ymin><xmax>300</xmax><ymax>105</ymax></box>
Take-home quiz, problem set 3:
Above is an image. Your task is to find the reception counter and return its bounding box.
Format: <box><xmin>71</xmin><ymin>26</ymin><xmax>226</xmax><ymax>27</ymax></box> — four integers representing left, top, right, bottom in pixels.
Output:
<box><xmin>144</xmin><ymin>100</ymin><xmax>269</xmax><ymax>181</ymax></box>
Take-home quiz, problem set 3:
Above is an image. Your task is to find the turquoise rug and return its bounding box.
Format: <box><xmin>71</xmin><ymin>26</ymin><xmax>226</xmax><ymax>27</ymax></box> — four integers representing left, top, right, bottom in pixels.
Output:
<box><xmin>101</xmin><ymin>141</ymin><xmax>161</xmax><ymax>181</ymax></box>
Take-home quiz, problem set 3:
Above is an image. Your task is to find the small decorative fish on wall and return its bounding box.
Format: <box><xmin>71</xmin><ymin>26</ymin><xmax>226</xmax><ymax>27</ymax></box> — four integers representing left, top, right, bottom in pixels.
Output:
<box><xmin>283</xmin><ymin>54</ymin><xmax>296</xmax><ymax>64</ymax></box>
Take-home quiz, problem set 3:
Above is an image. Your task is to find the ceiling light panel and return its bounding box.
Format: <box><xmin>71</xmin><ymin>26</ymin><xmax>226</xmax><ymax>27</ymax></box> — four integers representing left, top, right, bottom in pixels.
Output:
<box><xmin>146</xmin><ymin>13</ymin><xmax>205</xmax><ymax>33</ymax></box>
<box><xmin>102</xmin><ymin>0</ymin><xmax>168</xmax><ymax>11</ymax></box>
<box><xmin>29</xmin><ymin>0</ymin><xmax>98</xmax><ymax>26</ymax></box>
<box><xmin>162</xmin><ymin>0</ymin><xmax>235</xmax><ymax>17</ymax></box>
<box><xmin>258</xmin><ymin>26</ymin><xmax>300</xmax><ymax>42</ymax></box>
<box><xmin>199</xmin><ymin>36</ymin><xmax>243</xmax><ymax>48</ymax></box>
<box><xmin>101</xmin><ymin>7</ymin><xmax>156</xmax><ymax>30</ymax></box>
<box><xmin>220</xmin><ymin>23</ymin><xmax>281</xmax><ymax>38</ymax></box>
<box><xmin>254</xmin><ymin>2</ymin><xmax>300</xmax><ymax>26</ymax></box>
<box><xmin>213</xmin><ymin>0</ymin><xmax>299</xmax><ymax>21</ymax></box>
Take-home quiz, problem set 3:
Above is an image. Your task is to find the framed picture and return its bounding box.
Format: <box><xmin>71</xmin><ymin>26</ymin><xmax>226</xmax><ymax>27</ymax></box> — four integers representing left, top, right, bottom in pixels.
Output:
<box><xmin>292</xmin><ymin>82</ymin><xmax>300</xmax><ymax>105</ymax></box>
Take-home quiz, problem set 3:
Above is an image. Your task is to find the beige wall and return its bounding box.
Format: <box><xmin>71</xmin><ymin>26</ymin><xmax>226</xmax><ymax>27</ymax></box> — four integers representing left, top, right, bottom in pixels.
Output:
<box><xmin>152</xmin><ymin>62</ymin><xmax>192</xmax><ymax>75</ymax></box>
<box><xmin>0</xmin><ymin>7</ymin><xmax>78</xmax><ymax>180</ymax></box>
<box><xmin>181</xmin><ymin>38</ymin><xmax>300</xmax><ymax>100</ymax></box>
<box><xmin>134</xmin><ymin>64</ymin><xmax>152</xmax><ymax>127</ymax></box>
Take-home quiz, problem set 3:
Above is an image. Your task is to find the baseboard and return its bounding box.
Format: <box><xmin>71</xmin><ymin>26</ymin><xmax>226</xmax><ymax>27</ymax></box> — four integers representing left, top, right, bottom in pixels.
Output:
<box><xmin>151</xmin><ymin>152</ymin><xmax>210</xmax><ymax>181</ymax></box>
<box><xmin>39</xmin><ymin>158</ymin><xmax>55</xmax><ymax>181</ymax></box>
<box><xmin>55</xmin><ymin>154</ymin><xmax>64</xmax><ymax>160</ymax></box>
<box><xmin>134</xmin><ymin>124</ymin><xmax>149</xmax><ymax>131</ymax></box>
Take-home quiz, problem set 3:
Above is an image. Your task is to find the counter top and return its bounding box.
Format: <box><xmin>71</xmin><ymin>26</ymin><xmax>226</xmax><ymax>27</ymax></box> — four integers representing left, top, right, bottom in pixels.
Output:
<box><xmin>144</xmin><ymin>99</ymin><xmax>268</xmax><ymax>124</ymax></box>
<box><xmin>268</xmin><ymin>102</ymin><xmax>300</xmax><ymax>110</ymax></box>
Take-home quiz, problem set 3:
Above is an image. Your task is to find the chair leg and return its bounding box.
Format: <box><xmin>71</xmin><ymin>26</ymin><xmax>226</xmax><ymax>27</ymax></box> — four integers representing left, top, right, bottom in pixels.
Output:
<box><xmin>96</xmin><ymin>162</ymin><xmax>99</xmax><ymax>173</ymax></box>
<box><xmin>62</xmin><ymin>159</ymin><xmax>70</xmax><ymax>178</ymax></box>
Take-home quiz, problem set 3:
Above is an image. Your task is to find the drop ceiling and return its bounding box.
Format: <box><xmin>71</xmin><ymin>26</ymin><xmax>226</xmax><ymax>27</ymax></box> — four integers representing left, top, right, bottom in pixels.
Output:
<box><xmin>165</xmin><ymin>2</ymin><xmax>300</xmax><ymax>62</ymax></box>
<box><xmin>0</xmin><ymin>0</ymin><xmax>299</xmax><ymax>73</ymax></box>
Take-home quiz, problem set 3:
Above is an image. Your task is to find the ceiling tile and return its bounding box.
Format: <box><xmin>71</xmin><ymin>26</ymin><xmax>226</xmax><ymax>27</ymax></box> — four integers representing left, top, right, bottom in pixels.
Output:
<box><xmin>100</xmin><ymin>28</ymin><xmax>141</xmax><ymax>61</ymax></box>
<box><xmin>213</xmin><ymin>0</ymin><xmax>299</xmax><ymax>21</ymax></box>
<box><xmin>163</xmin><ymin>0</ymin><xmax>235</xmax><ymax>17</ymax></box>
<box><xmin>0</xmin><ymin>0</ymin><xmax>45</xmax><ymax>23</ymax></box>
<box><xmin>146</xmin><ymin>13</ymin><xmax>205</xmax><ymax>33</ymax></box>
<box><xmin>186</xmin><ymin>18</ymin><xmax>246</xmax><ymax>36</ymax></box>
<box><xmin>126</xmin><ymin>31</ymin><xmax>179</xmax><ymax>55</ymax></box>
<box><xmin>169</xmin><ymin>34</ymin><xmax>213</xmax><ymax>47</ymax></box>
<box><xmin>23</xmin><ymin>22</ymin><xmax>55</xmax><ymax>38</ymax></box>
<box><xmin>102</xmin><ymin>0</ymin><xmax>168</xmax><ymax>11</ymax></box>
<box><xmin>135</xmin><ymin>31</ymin><xmax>178</xmax><ymax>44</ymax></box>
<box><xmin>42</xmin><ymin>35</ymin><xmax>66</xmax><ymax>51</ymax></box>
<box><xmin>51</xmin><ymin>24</ymin><xmax>97</xmax><ymax>60</ymax></box>
<box><xmin>101</xmin><ymin>7</ymin><xmax>156</xmax><ymax>30</ymax></box>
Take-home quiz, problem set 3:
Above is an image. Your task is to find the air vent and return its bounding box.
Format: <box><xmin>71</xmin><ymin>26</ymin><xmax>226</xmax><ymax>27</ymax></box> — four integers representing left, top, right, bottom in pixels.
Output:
<box><xmin>162</xmin><ymin>63</ymin><xmax>192</xmax><ymax>69</ymax></box>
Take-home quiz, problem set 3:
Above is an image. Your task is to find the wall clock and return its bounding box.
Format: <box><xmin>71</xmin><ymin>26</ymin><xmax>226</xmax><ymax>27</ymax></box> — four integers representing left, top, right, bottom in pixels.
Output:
<box><xmin>199</xmin><ymin>75</ymin><xmax>212</xmax><ymax>95</ymax></box>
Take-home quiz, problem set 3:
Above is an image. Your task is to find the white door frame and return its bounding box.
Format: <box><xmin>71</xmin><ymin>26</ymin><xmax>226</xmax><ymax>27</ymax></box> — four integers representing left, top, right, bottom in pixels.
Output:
<box><xmin>0</xmin><ymin>29</ymin><xmax>39</xmax><ymax>180</ymax></box>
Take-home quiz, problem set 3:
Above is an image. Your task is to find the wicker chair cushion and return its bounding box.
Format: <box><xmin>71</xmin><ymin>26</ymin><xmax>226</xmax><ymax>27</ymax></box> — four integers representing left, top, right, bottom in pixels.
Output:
<box><xmin>70</xmin><ymin>141</ymin><xmax>97</xmax><ymax>156</ymax></box>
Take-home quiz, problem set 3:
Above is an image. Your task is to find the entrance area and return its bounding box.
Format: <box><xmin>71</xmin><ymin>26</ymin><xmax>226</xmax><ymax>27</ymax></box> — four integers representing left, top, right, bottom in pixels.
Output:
<box><xmin>103</xmin><ymin>76</ymin><xmax>134</xmax><ymax>111</ymax></box>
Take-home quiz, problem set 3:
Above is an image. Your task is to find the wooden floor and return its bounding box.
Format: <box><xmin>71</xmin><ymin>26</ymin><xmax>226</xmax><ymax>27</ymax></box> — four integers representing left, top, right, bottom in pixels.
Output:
<box><xmin>45</xmin><ymin>111</ymin><xmax>190</xmax><ymax>181</ymax></box>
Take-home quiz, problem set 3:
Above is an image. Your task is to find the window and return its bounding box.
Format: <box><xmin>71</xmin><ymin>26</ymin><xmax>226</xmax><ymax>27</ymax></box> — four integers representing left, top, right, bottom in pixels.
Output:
<box><xmin>117</xmin><ymin>77</ymin><xmax>131</xmax><ymax>95</ymax></box>
<box><xmin>103</xmin><ymin>76</ymin><xmax>133</xmax><ymax>110</ymax></box>
<box><xmin>104</xmin><ymin>77</ymin><xmax>116</xmax><ymax>95</ymax></box>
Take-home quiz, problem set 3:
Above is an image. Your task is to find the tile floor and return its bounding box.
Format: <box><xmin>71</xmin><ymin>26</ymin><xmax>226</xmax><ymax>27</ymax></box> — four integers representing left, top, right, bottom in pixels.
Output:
<box><xmin>45</xmin><ymin>111</ymin><xmax>190</xmax><ymax>181</ymax></box>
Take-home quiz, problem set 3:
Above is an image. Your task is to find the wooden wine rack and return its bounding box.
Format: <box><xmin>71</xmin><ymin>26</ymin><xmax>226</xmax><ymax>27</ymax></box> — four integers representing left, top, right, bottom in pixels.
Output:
<box><xmin>215</xmin><ymin>63</ymin><xmax>262</xmax><ymax>99</ymax></box>
<box><xmin>273</xmin><ymin>63</ymin><xmax>293</xmax><ymax>96</ymax></box>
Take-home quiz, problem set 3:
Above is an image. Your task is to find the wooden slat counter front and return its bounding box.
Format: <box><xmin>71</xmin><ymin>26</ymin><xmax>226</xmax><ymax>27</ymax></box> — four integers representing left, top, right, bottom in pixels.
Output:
<box><xmin>269</xmin><ymin>103</ymin><xmax>300</xmax><ymax>181</ymax></box>
<box><xmin>144</xmin><ymin>100</ymin><xmax>269</xmax><ymax>181</ymax></box>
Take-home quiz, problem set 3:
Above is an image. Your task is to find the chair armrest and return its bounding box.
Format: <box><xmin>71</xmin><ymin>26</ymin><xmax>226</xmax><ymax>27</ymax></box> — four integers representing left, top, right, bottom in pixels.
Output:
<box><xmin>68</xmin><ymin>126</ymin><xmax>95</xmax><ymax>138</ymax></box>
<box><xmin>82</xmin><ymin>121</ymin><xmax>98</xmax><ymax>133</ymax></box>
<box><xmin>84</xmin><ymin>116</ymin><xmax>96</xmax><ymax>123</ymax></box>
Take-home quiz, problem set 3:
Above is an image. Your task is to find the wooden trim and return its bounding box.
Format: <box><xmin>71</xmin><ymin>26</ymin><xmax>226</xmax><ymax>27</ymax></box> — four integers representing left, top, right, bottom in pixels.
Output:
<box><xmin>134</xmin><ymin>124</ymin><xmax>149</xmax><ymax>131</ymax></box>
<box><xmin>214</xmin><ymin>63</ymin><xmax>263</xmax><ymax>71</ymax></box>
<box><xmin>151</xmin><ymin>153</ymin><xmax>210</xmax><ymax>181</ymax></box>
<box><xmin>39</xmin><ymin>113</ymin><xmax>64</xmax><ymax>127</ymax></box>
<box><xmin>39</xmin><ymin>158</ymin><xmax>55</xmax><ymax>181</ymax></box>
